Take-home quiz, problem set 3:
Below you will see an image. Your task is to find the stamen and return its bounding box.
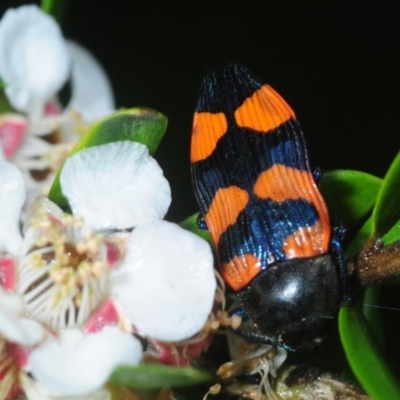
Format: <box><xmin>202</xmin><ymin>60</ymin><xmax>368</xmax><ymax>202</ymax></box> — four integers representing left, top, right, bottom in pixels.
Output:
<box><xmin>43</xmin><ymin>143</ymin><xmax>74</xmax><ymax>173</ymax></box>
<box><xmin>17</xmin><ymin>206</ymin><xmax>115</xmax><ymax>332</ymax></box>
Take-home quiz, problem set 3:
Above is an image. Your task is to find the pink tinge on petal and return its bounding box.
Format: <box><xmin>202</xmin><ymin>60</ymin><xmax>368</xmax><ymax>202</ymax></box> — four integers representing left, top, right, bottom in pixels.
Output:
<box><xmin>106</xmin><ymin>241</ymin><xmax>120</xmax><ymax>268</ymax></box>
<box><xmin>0</xmin><ymin>367</ymin><xmax>6</xmax><ymax>381</ymax></box>
<box><xmin>48</xmin><ymin>213</ymin><xmax>63</xmax><ymax>226</ymax></box>
<box><xmin>0</xmin><ymin>257</ymin><xmax>16</xmax><ymax>291</ymax></box>
<box><xmin>152</xmin><ymin>332</ymin><xmax>214</xmax><ymax>367</ymax></box>
<box><xmin>6</xmin><ymin>343</ymin><xmax>30</xmax><ymax>369</ymax></box>
<box><xmin>0</xmin><ymin>344</ymin><xmax>24</xmax><ymax>400</ymax></box>
<box><xmin>44</xmin><ymin>101</ymin><xmax>62</xmax><ymax>116</ymax></box>
<box><xmin>0</xmin><ymin>116</ymin><xmax>27</xmax><ymax>159</ymax></box>
<box><xmin>84</xmin><ymin>299</ymin><xmax>120</xmax><ymax>334</ymax></box>
<box><xmin>5</xmin><ymin>385</ymin><xmax>23</xmax><ymax>400</ymax></box>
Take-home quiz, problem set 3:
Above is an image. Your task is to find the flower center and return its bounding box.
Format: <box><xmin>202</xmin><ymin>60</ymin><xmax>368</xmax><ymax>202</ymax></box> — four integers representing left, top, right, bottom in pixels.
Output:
<box><xmin>17</xmin><ymin>207</ymin><xmax>111</xmax><ymax>332</ymax></box>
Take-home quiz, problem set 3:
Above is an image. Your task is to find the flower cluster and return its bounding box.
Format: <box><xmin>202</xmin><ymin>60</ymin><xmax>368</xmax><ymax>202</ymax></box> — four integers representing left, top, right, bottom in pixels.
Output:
<box><xmin>0</xmin><ymin>4</ymin><xmax>115</xmax><ymax>207</ymax></box>
<box><xmin>0</xmin><ymin>5</ymin><xmax>217</xmax><ymax>400</ymax></box>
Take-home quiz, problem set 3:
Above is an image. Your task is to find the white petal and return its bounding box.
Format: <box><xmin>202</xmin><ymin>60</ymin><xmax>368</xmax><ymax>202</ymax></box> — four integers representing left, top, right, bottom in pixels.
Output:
<box><xmin>30</xmin><ymin>327</ymin><xmax>142</xmax><ymax>396</ymax></box>
<box><xmin>0</xmin><ymin>287</ymin><xmax>44</xmax><ymax>345</ymax></box>
<box><xmin>66</xmin><ymin>41</ymin><xmax>115</xmax><ymax>121</ymax></box>
<box><xmin>20</xmin><ymin>372</ymin><xmax>111</xmax><ymax>400</ymax></box>
<box><xmin>0</xmin><ymin>159</ymin><xmax>25</xmax><ymax>254</ymax></box>
<box><xmin>0</xmin><ymin>5</ymin><xmax>70</xmax><ymax>118</ymax></box>
<box><xmin>60</xmin><ymin>141</ymin><xmax>171</xmax><ymax>230</ymax></box>
<box><xmin>111</xmin><ymin>220</ymin><xmax>216</xmax><ymax>342</ymax></box>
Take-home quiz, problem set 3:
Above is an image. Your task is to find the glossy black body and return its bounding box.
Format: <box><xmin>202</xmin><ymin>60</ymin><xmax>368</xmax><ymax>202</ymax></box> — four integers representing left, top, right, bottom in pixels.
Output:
<box><xmin>236</xmin><ymin>254</ymin><xmax>341</xmax><ymax>352</ymax></box>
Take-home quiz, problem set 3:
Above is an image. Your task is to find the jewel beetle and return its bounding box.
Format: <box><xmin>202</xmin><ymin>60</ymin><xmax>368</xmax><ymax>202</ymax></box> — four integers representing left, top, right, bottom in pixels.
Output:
<box><xmin>190</xmin><ymin>64</ymin><xmax>345</xmax><ymax>352</ymax></box>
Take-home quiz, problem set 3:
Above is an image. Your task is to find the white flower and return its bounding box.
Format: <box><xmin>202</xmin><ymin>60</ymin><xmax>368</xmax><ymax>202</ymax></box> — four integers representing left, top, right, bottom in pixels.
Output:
<box><xmin>0</xmin><ymin>5</ymin><xmax>114</xmax><ymax>121</ymax></box>
<box><xmin>0</xmin><ymin>5</ymin><xmax>115</xmax><ymax>206</ymax></box>
<box><xmin>29</xmin><ymin>327</ymin><xmax>142</xmax><ymax>397</ymax></box>
<box><xmin>0</xmin><ymin>141</ymin><xmax>216</xmax><ymax>397</ymax></box>
<box><xmin>0</xmin><ymin>287</ymin><xmax>45</xmax><ymax>346</ymax></box>
<box><xmin>0</xmin><ymin>158</ymin><xmax>142</xmax><ymax>398</ymax></box>
<box><xmin>59</xmin><ymin>140</ymin><xmax>216</xmax><ymax>341</ymax></box>
<box><xmin>60</xmin><ymin>140</ymin><xmax>171</xmax><ymax>230</ymax></box>
<box><xmin>0</xmin><ymin>5</ymin><xmax>69</xmax><ymax>119</ymax></box>
<box><xmin>0</xmin><ymin>157</ymin><xmax>24</xmax><ymax>255</ymax></box>
<box><xmin>21</xmin><ymin>373</ymin><xmax>112</xmax><ymax>400</ymax></box>
<box><xmin>66</xmin><ymin>41</ymin><xmax>114</xmax><ymax>122</ymax></box>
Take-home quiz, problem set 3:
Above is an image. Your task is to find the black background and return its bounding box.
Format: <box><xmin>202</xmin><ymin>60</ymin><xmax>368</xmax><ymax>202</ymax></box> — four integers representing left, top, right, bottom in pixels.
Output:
<box><xmin>1</xmin><ymin>0</ymin><xmax>400</xmax><ymax>377</ymax></box>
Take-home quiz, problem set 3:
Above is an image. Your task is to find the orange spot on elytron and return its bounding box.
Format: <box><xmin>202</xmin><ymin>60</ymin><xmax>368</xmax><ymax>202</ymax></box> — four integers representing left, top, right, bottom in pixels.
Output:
<box><xmin>221</xmin><ymin>254</ymin><xmax>262</xmax><ymax>291</ymax></box>
<box><xmin>191</xmin><ymin>112</ymin><xmax>228</xmax><ymax>162</ymax></box>
<box><xmin>254</xmin><ymin>164</ymin><xmax>314</xmax><ymax>202</ymax></box>
<box><xmin>282</xmin><ymin>221</ymin><xmax>330</xmax><ymax>258</ymax></box>
<box><xmin>234</xmin><ymin>84</ymin><xmax>295</xmax><ymax>133</ymax></box>
<box><xmin>254</xmin><ymin>164</ymin><xmax>330</xmax><ymax>254</ymax></box>
<box><xmin>205</xmin><ymin>186</ymin><xmax>249</xmax><ymax>248</ymax></box>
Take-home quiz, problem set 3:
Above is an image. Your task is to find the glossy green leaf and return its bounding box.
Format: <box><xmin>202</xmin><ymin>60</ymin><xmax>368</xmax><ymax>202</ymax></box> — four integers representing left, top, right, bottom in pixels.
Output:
<box><xmin>339</xmin><ymin>306</ymin><xmax>400</xmax><ymax>399</ymax></box>
<box><xmin>319</xmin><ymin>170</ymin><xmax>381</xmax><ymax>231</ymax></box>
<box><xmin>382</xmin><ymin>218</ymin><xmax>400</xmax><ymax>246</ymax></box>
<box><xmin>180</xmin><ymin>213</ymin><xmax>212</xmax><ymax>245</ymax></box>
<box><xmin>69</xmin><ymin>108</ymin><xmax>167</xmax><ymax>156</ymax></box>
<box><xmin>48</xmin><ymin>108</ymin><xmax>168</xmax><ymax>209</ymax></box>
<box><xmin>362</xmin><ymin>287</ymin><xmax>385</xmax><ymax>350</ymax></box>
<box><xmin>108</xmin><ymin>364</ymin><xmax>210</xmax><ymax>389</ymax></box>
<box><xmin>372</xmin><ymin>151</ymin><xmax>400</xmax><ymax>237</ymax></box>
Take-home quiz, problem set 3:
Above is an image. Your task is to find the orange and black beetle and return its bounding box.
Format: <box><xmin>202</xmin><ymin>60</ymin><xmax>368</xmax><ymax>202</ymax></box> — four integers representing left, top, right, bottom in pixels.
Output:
<box><xmin>190</xmin><ymin>64</ymin><xmax>345</xmax><ymax>352</ymax></box>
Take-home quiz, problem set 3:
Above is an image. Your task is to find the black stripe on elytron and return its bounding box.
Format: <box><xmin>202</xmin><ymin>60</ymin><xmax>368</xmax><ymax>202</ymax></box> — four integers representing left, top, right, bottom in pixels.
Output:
<box><xmin>195</xmin><ymin>64</ymin><xmax>263</xmax><ymax>115</ymax></box>
<box><xmin>191</xmin><ymin>119</ymin><xmax>310</xmax><ymax>215</ymax></box>
<box><xmin>217</xmin><ymin>197</ymin><xmax>321</xmax><ymax>266</ymax></box>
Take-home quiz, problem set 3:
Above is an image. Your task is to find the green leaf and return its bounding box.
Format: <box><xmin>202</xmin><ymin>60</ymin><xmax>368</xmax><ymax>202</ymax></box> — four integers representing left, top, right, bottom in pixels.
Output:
<box><xmin>0</xmin><ymin>92</ymin><xmax>13</xmax><ymax>113</ymax></box>
<box><xmin>339</xmin><ymin>306</ymin><xmax>400</xmax><ymax>399</ymax></box>
<box><xmin>48</xmin><ymin>108</ymin><xmax>168</xmax><ymax>209</ymax></box>
<box><xmin>41</xmin><ymin>0</ymin><xmax>68</xmax><ymax>25</ymax></box>
<box><xmin>180</xmin><ymin>213</ymin><xmax>212</xmax><ymax>245</ymax></box>
<box><xmin>0</xmin><ymin>76</ymin><xmax>5</xmax><ymax>90</ymax></box>
<box><xmin>362</xmin><ymin>287</ymin><xmax>385</xmax><ymax>350</ymax></box>
<box><xmin>69</xmin><ymin>108</ymin><xmax>167</xmax><ymax>156</ymax></box>
<box><xmin>41</xmin><ymin>0</ymin><xmax>55</xmax><ymax>12</ymax></box>
<box><xmin>372</xmin><ymin>151</ymin><xmax>400</xmax><ymax>237</ymax></box>
<box><xmin>319</xmin><ymin>170</ymin><xmax>381</xmax><ymax>231</ymax></box>
<box><xmin>108</xmin><ymin>365</ymin><xmax>211</xmax><ymax>389</ymax></box>
<box><xmin>382</xmin><ymin>218</ymin><xmax>400</xmax><ymax>246</ymax></box>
